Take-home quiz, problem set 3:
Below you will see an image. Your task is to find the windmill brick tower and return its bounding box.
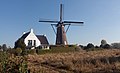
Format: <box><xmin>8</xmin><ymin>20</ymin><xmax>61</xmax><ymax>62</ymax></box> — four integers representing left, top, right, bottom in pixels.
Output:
<box><xmin>39</xmin><ymin>4</ymin><xmax>84</xmax><ymax>45</ymax></box>
<box><xmin>56</xmin><ymin>24</ymin><xmax>68</xmax><ymax>45</ymax></box>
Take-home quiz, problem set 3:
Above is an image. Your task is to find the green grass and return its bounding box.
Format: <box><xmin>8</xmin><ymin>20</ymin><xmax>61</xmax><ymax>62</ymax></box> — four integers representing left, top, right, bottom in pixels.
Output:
<box><xmin>36</xmin><ymin>46</ymin><xmax>80</xmax><ymax>55</ymax></box>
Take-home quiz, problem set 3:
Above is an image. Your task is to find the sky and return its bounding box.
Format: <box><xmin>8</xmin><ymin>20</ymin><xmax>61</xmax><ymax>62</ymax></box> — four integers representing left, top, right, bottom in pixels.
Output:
<box><xmin>0</xmin><ymin>0</ymin><xmax>120</xmax><ymax>47</ymax></box>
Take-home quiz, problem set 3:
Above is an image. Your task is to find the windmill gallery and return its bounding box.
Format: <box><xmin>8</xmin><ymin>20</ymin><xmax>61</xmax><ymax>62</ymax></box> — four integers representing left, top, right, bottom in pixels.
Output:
<box><xmin>16</xmin><ymin>4</ymin><xmax>84</xmax><ymax>49</ymax></box>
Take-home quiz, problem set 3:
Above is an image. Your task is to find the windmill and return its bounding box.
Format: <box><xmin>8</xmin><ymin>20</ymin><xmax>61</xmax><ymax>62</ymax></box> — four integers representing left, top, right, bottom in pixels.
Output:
<box><xmin>39</xmin><ymin>4</ymin><xmax>84</xmax><ymax>45</ymax></box>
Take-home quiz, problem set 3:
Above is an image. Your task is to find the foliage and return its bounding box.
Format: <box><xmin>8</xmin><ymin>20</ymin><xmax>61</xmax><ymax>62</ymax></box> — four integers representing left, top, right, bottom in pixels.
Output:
<box><xmin>0</xmin><ymin>45</ymin><xmax>1</xmax><ymax>49</ymax></box>
<box><xmin>85</xmin><ymin>48</ymin><xmax>103</xmax><ymax>51</ymax></box>
<box><xmin>87</xmin><ymin>43</ymin><xmax>94</xmax><ymax>48</ymax></box>
<box><xmin>0</xmin><ymin>52</ymin><xmax>8</xmax><ymax>62</ymax></box>
<box><xmin>101</xmin><ymin>39</ymin><xmax>107</xmax><ymax>45</ymax></box>
<box><xmin>27</xmin><ymin>49</ymin><xmax>36</xmax><ymax>55</ymax></box>
<box><xmin>2</xmin><ymin>44</ymin><xmax>7</xmax><ymax>51</ymax></box>
<box><xmin>14</xmin><ymin>38</ymin><xmax>26</xmax><ymax>49</ymax></box>
<box><xmin>36</xmin><ymin>46</ymin><xmax>79</xmax><ymax>55</ymax></box>
<box><xmin>20</xmin><ymin>49</ymin><xmax>27</xmax><ymax>56</ymax></box>
<box><xmin>79</xmin><ymin>45</ymin><xmax>84</xmax><ymax>49</ymax></box>
<box><xmin>100</xmin><ymin>39</ymin><xmax>107</xmax><ymax>48</ymax></box>
<box><xmin>7</xmin><ymin>48</ymin><xmax>27</xmax><ymax>56</ymax></box>
<box><xmin>0</xmin><ymin>45</ymin><xmax>2</xmax><ymax>51</ymax></box>
<box><xmin>84</xmin><ymin>43</ymin><xmax>94</xmax><ymax>50</ymax></box>
<box><xmin>14</xmin><ymin>38</ymin><xmax>27</xmax><ymax>56</ymax></box>
<box><xmin>68</xmin><ymin>45</ymin><xmax>76</xmax><ymax>47</ymax></box>
<box><xmin>102</xmin><ymin>44</ymin><xmax>111</xmax><ymax>49</ymax></box>
<box><xmin>95</xmin><ymin>45</ymin><xmax>99</xmax><ymax>48</ymax></box>
<box><xmin>1</xmin><ymin>56</ymin><xmax>28</xmax><ymax>73</ymax></box>
<box><xmin>111</xmin><ymin>43</ymin><xmax>120</xmax><ymax>49</ymax></box>
<box><xmin>15</xmin><ymin>48</ymin><xmax>22</xmax><ymax>56</ymax></box>
<box><xmin>0</xmin><ymin>51</ymin><xmax>28</xmax><ymax>73</ymax></box>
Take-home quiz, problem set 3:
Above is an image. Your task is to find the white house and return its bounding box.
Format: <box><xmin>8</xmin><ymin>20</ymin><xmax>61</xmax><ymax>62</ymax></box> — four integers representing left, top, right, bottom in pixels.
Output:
<box><xmin>16</xmin><ymin>29</ymin><xmax>49</xmax><ymax>49</ymax></box>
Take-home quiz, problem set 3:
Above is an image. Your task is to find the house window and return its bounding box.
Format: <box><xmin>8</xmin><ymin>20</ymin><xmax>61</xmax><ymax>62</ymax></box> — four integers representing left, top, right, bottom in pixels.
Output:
<box><xmin>28</xmin><ymin>40</ymin><xmax>32</xmax><ymax>47</ymax></box>
<box><xmin>34</xmin><ymin>40</ymin><xmax>36</xmax><ymax>47</ymax></box>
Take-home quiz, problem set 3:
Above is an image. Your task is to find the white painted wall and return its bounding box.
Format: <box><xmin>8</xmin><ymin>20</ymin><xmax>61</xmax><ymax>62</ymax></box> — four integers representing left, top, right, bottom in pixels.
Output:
<box><xmin>24</xmin><ymin>29</ymin><xmax>41</xmax><ymax>47</ymax></box>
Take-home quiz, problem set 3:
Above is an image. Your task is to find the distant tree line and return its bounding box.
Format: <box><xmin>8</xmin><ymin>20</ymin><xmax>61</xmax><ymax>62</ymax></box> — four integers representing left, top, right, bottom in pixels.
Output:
<box><xmin>1</xmin><ymin>39</ymin><xmax>120</xmax><ymax>56</ymax></box>
<box><xmin>80</xmin><ymin>39</ymin><xmax>120</xmax><ymax>51</ymax></box>
<box><xmin>0</xmin><ymin>44</ymin><xmax>11</xmax><ymax>51</ymax></box>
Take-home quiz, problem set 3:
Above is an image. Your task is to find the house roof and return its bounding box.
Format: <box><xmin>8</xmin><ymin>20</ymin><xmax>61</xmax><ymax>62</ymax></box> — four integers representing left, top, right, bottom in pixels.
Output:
<box><xmin>17</xmin><ymin>29</ymin><xmax>49</xmax><ymax>45</ymax></box>
<box><xmin>21</xmin><ymin>32</ymin><xmax>30</xmax><ymax>39</ymax></box>
<box><xmin>18</xmin><ymin>30</ymin><xmax>49</xmax><ymax>45</ymax></box>
<box><xmin>36</xmin><ymin>35</ymin><xmax>49</xmax><ymax>45</ymax></box>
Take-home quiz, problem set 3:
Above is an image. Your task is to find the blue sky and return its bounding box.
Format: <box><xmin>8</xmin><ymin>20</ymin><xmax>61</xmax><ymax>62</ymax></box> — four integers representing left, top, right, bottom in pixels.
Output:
<box><xmin>0</xmin><ymin>0</ymin><xmax>120</xmax><ymax>47</ymax></box>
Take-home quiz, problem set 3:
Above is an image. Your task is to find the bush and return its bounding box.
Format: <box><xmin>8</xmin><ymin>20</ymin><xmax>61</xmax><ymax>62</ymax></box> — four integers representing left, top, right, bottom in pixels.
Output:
<box><xmin>15</xmin><ymin>48</ymin><xmax>22</xmax><ymax>56</ymax></box>
<box><xmin>27</xmin><ymin>49</ymin><xmax>36</xmax><ymax>54</ymax></box>
<box><xmin>79</xmin><ymin>45</ymin><xmax>84</xmax><ymax>49</ymax></box>
<box><xmin>1</xmin><ymin>56</ymin><xmax>28</xmax><ymax>73</ymax></box>
<box><xmin>14</xmin><ymin>38</ymin><xmax>26</xmax><ymax>49</ymax></box>
<box><xmin>86</xmin><ymin>48</ymin><xmax>103</xmax><ymax>51</ymax></box>
<box><xmin>84</xmin><ymin>43</ymin><xmax>94</xmax><ymax>50</ymax></box>
<box><xmin>68</xmin><ymin>45</ymin><xmax>76</xmax><ymax>47</ymax></box>
<box><xmin>36</xmin><ymin>46</ymin><xmax>78</xmax><ymax>54</ymax></box>
<box><xmin>101</xmin><ymin>39</ymin><xmax>107</xmax><ymax>46</ymax></box>
<box><xmin>87</xmin><ymin>43</ymin><xmax>94</xmax><ymax>48</ymax></box>
<box><xmin>0</xmin><ymin>52</ymin><xmax>8</xmax><ymax>62</ymax></box>
<box><xmin>95</xmin><ymin>46</ymin><xmax>99</xmax><ymax>48</ymax></box>
<box><xmin>103</xmin><ymin>44</ymin><xmax>111</xmax><ymax>49</ymax></box>
<box><xmin>111</xmin><ymin>43</ymin><xmax>120</xmax><ymax>49</ymax></box>
<box><xmin>0</xmin><ymin>51</ymin><xmax>28</xmax><ymax>73</ymax></box>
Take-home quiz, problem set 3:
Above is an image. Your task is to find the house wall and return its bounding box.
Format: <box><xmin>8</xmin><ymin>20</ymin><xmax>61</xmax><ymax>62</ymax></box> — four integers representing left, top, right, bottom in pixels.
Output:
<box><xmin>40</xmin><ymin>44</ymin><xmax>49</xmax><ymax>49</ymax></box>
<box><xmin>24</xmin><ymin>29</ymin><xmax>41</xmax><ymax>47</ymax></box>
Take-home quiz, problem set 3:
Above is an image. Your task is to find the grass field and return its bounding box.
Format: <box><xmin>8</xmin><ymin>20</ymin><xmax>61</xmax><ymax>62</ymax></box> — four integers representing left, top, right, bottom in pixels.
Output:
<box><xmin>35</xmin><ymin>46</ymin><xmax>80</xmax><ymax>54</ymax></box>
<box><xmin>27</xmin><ymin>49</ymin><xmax>120</xmax><ymax>73</ymax></box>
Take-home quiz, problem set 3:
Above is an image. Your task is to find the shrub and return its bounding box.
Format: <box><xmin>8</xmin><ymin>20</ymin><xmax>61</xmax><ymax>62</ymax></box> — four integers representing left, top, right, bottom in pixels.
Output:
<box><xmin>111</xmin><ymin>43</ymin><xmax>120</xmax><ymax>49</ymax></box>
<box><xmin>84</xmin><ymin>43</ymin><xmax>94</xmax><ymax>50</ymax></box>
<box><xmin>1</xmin><ymin>56</ymin><xmax>28</xmax><ymax>73</ymax></box>
<box><xmin>103</xmin><ymin>44</ymin><xmax>111</xmax><ymax>49</ymax></box>
<box><xmin>36</xmin><ymin>46</ymin><xmax>77</xmax><ymax>54</ymax></box>
<box><xmin>95</xmin><ymin>45</ymin><xmax>99</xmax><ymax>48</ymax></box>
<box><xmin>27</xmin><ymin>49</ymin><xmax>36</xmax><ymax>55</ymax></box>
<box><xmin>15</xmin><ymin>48</ymin><xmax>22</xmax><ymax>56</ymax></box>
<box><xmin>101</xmin><ymin>39</ymin><xmax>107</xmax><ymax>45</ymax></box>
<box><xmin>79</xmin><ymin>45</ymin><xmax>84</xmax><ymax>49</ymax></box>
<box><xmin>7</xmin><ymin>49</ymin><xmax>16</xmax><ymax>55</ymax></box>
<box><xmin>0</xmin><ymin>52</ymin><xmax>8</xmax><ymax>62</ymax></box>
<box><xmin>68</xmin><ymin>45</ymin><xmax>76</xmax><ymax>47</ymax></box>
<box><xmin>14</xmin><ymin>38</ymin><xmax>26</xmax><ymax>49</ymax></box>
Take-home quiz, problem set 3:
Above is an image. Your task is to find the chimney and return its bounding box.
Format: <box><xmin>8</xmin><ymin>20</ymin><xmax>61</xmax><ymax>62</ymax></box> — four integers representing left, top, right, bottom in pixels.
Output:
<box><xmin>23</xmin><ymin>32</ymin><xmax>26</xmax><ymax>34</ymax></box>
<box><xmin>30</xmin><ymin>29</ymin><xmax>33</xmax><ymax>33</ymax></box>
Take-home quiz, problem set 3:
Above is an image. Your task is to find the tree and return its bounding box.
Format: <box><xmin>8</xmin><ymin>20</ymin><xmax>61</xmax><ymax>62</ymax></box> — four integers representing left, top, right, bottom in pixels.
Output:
<box><xmin>111</xmin><ymin>43</ymin><xmax>120</xmax><ymax>49</ymax></box>
<box><xmin>2</xmin><ymin>44</ymin><xmax>7</xmax><ymax>51</ymax></box>
<box><xmin>86</xmin><ymin>43</ymin><xmax>94</xmax><ymax>49</ymax></box>
<box><xmin>101</xmin><ymin>39</ymin><xmax>107</xmax><ymax>45</ymax></box>
<box><xmin>103</xmin><ymin>44</ymin><xmax>111</xmax><ymax>49</ymax></box>
<box><xmin>14</xmin><ymin>39</ymin><xmax>27</xmax><ymax>55</ymax></box>
<box><xmin>15</xmin><ymin>48</ymin><xmax>22</xmax><ymax>56</ymax></box>
<box><xmin>0</xmin><ymin>45</ymin><xmax>1</xmax><ymax>49</ymax></box>
<box><xmin>79</xmin><ymin>45</ymin><xmax>84</xmax><ymax>49</ymax></box>
<box><xmin>0</xmin><ymin>45</ymin><xmax>3</xmax><ymax>51</ymax></box>
<box><xmin>14</xmin><ymin>38</ymin><xmax>26</xmax><ymax>49</ymax></box>
<box><xmin>95</xmin><ymin>45</ymin><xmax>99</xmax><ymax>48</ymax></box>
<box><xmin>100</xmin><ymin>39</ymin><xmax>107</xmax><ymax>48</ymax></box>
